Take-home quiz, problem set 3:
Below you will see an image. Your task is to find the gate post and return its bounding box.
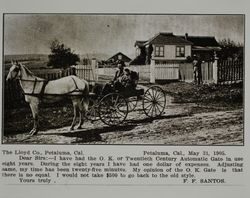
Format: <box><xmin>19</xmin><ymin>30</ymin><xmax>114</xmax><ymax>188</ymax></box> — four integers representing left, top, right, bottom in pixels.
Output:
<box><xmin>150</xmin><ymin>59</ymin><xmax>155</xmax><ymax>83</ymax></box>
<box><xmin>213</xmin><ymin>54</ymin><xmax>219</xmax><ymax>84</ymax></box>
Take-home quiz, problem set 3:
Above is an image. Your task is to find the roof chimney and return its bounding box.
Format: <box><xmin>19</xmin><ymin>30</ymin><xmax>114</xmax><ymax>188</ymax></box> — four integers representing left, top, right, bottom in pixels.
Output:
<box><xmin>185</xmin><ymin>33</ymin><xmax>188</xmax><ymax>40</ymax></box>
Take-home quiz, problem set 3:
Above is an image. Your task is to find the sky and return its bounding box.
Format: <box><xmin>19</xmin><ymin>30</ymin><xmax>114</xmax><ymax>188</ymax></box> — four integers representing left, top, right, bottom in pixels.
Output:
<box><xmin>4</xmin><ymin>14</ymin><xmax>244</xmax><ymax>59</ymax></box>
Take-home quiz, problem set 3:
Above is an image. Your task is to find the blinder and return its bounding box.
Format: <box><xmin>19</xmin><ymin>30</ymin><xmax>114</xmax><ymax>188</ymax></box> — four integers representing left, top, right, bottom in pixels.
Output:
<box><xmin>12</xmin><ymin>65</ymin><xmax>21</xmax><ymax>79</ymax></box>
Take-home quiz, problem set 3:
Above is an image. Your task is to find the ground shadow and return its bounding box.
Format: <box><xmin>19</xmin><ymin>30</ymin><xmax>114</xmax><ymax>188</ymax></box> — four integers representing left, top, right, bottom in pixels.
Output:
<box><xmin>44</xmin><ymin>124</ymin><xmax>137</xmax><ymax>143</ymax></box>
<box><xmin>127</xmin><ymin>113</ymin><xmax>191</xmax><ymax>125</ymax></box>
<box><xmin>3</xmin><ymin>112</ymin><xmax>192</xmax><ymax>144</ymax></box>
<box><xmin>43</xmin><ymin>113</ymin><xmax>191</xmax><ymax>143</ymax></box>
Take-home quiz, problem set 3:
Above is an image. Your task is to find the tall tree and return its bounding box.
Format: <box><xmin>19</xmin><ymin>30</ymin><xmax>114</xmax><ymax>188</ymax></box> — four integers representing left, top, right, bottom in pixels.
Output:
<box><xmin>47</xmin><ymin>39</ymin><xmax>80</xmax><ymax>69</ymax></box>
<box><xmin>218</xmin><ymin>38</ymin><xmax>243</xmax><ymax>60</ymax></box>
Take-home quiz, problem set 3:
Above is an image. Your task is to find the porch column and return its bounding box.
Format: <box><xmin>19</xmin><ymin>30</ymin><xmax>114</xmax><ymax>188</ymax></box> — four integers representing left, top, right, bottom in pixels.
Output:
<box><xmin>150</xmin><ymin>59</ymin><xmax>155</xmax><ymax>83</ymax></box>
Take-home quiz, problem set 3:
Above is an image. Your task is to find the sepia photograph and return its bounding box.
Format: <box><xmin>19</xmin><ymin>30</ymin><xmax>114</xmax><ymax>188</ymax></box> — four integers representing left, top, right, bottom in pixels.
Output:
<box><xmin>2</xmin><ymin>14</ymin><xmax>244</xmax><ymax>145</ymax></box>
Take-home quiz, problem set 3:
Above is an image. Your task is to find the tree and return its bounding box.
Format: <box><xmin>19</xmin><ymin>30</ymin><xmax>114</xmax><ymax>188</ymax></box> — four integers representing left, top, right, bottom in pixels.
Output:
<box><xmin>47</xmin><ymin>39</ymin><xmax>80</xmax><ymax>69</ymax></box>
<box><xmin>218</xmin><ymin>38</ymin><xmax>243</xmax><ymax>60</ymax></box>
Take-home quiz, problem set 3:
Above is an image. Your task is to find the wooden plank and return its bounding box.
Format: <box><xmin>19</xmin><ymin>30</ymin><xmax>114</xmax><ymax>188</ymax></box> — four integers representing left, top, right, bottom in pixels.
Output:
<box><xmin>154</xmin><ymin>63</ymin><xmax>179</xmax><ymax>80</ymax></box>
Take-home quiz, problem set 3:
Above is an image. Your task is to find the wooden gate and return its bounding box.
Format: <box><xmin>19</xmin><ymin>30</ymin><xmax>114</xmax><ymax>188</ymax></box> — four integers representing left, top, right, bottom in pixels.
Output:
<box><xmin>73</xmin><ymin>64</ymin><xmax>98</xmax><ymax>85</ymax></box>
<box><xmin>179</xmin><ymin>62</ymin><xmax>214</xmax><ymax>83</ymax></box>
<box><xmin>179</xmin><ymin>63</ymin><xmax>193</xmax><ymax>82</ymax></box>
<box><xmin>201</xmin><ymin>62</ymin><xmax>214</xmax><ymax>83</ymax></box>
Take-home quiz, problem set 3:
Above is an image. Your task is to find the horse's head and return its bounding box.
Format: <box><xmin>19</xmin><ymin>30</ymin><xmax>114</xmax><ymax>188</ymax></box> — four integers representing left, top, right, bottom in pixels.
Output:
<box><xmin>6</xmin><ymin>60</ymin><xmax>21</xmax><ymax>81</ymax></box>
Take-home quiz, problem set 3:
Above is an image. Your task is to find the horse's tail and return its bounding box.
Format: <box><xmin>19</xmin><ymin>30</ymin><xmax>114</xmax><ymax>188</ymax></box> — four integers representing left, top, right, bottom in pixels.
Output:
<box><xmin>80</xmin><ymin>79</ymin><xmax>89</xmax><ymax>112</ymax></box>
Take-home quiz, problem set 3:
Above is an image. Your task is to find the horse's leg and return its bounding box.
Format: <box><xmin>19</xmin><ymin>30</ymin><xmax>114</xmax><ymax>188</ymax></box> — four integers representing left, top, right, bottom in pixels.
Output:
<box><xmin>76</xmin><ymin>110</ymin><xmax>83</xmax><ymax>129</ymax></box>
<box><xmin>76</xmin><ymin>97</ymin><xmax>89</xmax><ymax>129</ymax></box>
<box><xmin>29</xmin><ymin>101</ymin><xmax>39</xmax><ymax>135</ymax></box>
<box><xmin>76</xmin><ymin>98</ymin><xmax>83</xmax><ymax>129</ymax></box>
<box><xmin>70</xmin><ymin>100</ymin><xmax>78</xmax><ymax>131</ymax></box>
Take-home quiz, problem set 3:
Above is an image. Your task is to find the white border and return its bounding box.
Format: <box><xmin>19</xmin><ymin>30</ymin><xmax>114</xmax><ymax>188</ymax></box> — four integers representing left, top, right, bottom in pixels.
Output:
<box><xmin>0</xmin><ymin>0</ymin><xmax>249</xmax><ymax>198</ymax></box>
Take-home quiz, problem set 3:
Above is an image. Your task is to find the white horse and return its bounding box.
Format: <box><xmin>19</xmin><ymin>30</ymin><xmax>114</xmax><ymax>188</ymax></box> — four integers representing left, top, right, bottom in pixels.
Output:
<box><xmin>6</xmin><ymin>61</ymin><xmax>89</xmax><ymax>135</ymax></box>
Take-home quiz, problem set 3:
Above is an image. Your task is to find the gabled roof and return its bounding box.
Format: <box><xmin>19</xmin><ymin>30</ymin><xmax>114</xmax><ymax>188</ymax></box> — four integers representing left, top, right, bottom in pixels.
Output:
<box><xmin>180</xmin><ymin>35</ymin><xmax>220</xmax><ymax>47</ymax></box>
<box><xmin>107</xmin><ymin>52</ymin><xmax>131</xmax><ymax>62</ymax></box>
<box><xmin>135</xmin><ymin>32</ymin><xmax>193</xmax><ymax>47</ymax></box>
<box><xmin>149</xmin><ymin>32</ymin><xmax>193</xmax><ymax>45</ymax></box>
<box><xmin>134</xmin><ymin>40</ymin><xmax>147</xmax><ymax>47</ymax></box>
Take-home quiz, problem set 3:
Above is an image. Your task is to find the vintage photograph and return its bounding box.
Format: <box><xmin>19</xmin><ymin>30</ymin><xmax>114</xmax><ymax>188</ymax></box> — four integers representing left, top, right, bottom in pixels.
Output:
<box><xmin>2</xmin><ymin>14</ymin><xmax>244</xmax><ymax>145</ymax></box>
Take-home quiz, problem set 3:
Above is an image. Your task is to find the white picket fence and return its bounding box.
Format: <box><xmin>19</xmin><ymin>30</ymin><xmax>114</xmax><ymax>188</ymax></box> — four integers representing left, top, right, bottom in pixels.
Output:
<box><xmin>73</xmin><ymin>60</ymin><xmax>98</xmax><ymax>85</ymax></box>
<box><xmin>97</xmin><ymin>63</ymin><xmax>179</xmax><ymax>83</ymax></box>
<box><xmin>155</xmin><ymin>63</ymin><xmax>179</xmax><ymax>80</ymax></box>
<box><xmin>98</xmin><ymin>67</ymin><xmax>117</xmax><ymax>76</ymax></box>
<box><xmin>128</xmin><ymin>65</ymin><xmax>150</xmax><ymax>80</ymax></box>
<box><xmin>129</xmin><ymin>64</ymin><xmax>179</xmax><ymax>81</ymax></box>
<box><xmin>93</xmin><ymin>60</ymin><xmax>217</xmax><ymax>84</ymax></box>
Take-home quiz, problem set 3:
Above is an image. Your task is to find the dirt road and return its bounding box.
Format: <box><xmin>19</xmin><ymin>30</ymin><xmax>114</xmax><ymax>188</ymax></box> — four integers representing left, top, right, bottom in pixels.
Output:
<box><xmin>3</xmin><ymin>93</ymin><xmax>243</xmax><ymax>145</ymax></box>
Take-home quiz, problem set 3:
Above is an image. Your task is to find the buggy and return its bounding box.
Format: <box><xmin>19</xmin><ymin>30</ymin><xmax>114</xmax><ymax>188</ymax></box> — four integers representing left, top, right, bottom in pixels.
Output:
<box><xmin>87</xmin><ymin>82</ymin><xmax>167</xmax><ymax>126</ymax></box>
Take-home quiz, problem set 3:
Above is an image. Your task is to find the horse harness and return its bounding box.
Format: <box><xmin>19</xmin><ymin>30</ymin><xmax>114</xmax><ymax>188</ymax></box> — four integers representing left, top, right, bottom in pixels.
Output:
<box><xmin>19</xmin><ymin>78</ymin><xmax>49</xmax><ymax>98</ymax></box>
<box><xmin>13</xmin><ymin>65</ymin><xmax>85</xmax><ymax>98</ymax></box>
<box><xmin>19</xmin><ymin>77</ymin><xmax>83</xmax><ymax>99</ymax></box>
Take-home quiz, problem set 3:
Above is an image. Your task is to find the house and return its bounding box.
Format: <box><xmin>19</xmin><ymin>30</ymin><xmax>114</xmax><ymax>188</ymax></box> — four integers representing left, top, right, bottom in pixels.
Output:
<box><xmin>130</xmin><ymin>32</ymin><xmax>221</xmax><ymax>65</ymax></box>
<box><xmin>180</xmin><ymin>33</ymin><xmax>221</xmax><ymax>61</ymax></box>
<box><xmin>106</xmin><ymin>52</ymin><xmax>131</xmax><ymax>65</ymax></box>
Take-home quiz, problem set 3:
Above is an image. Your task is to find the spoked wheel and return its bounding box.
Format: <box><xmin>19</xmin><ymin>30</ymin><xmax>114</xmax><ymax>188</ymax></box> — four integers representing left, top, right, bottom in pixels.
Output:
<box><xmin>86</xmin><ymin>97</ymin><xmax>99</xmax><ymax>122</ymax></box>
<box><xmin>142</xmin><ymin>85</ymin><xmax>166</xmax><ymax>118</ymax></box>
<box><xmin>126</xmin><ymin>96</ymin><xmax>138</xmax><ymax>112</ymax></box>
<box><xmin>98</xmin><ymin>93</ymin><xmax>128</xmax><ymax>126</ymax></box>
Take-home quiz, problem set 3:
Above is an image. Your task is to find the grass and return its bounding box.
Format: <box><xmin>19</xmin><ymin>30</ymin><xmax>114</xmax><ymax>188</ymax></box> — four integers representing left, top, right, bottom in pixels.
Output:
<box><xmin>160</xmin><ymin>81</ymin><xmax>243</xmax><ymax>109</ymax></box>
<box><xmin>4</xmin><ymin>103</ymin><xmax>74</xmax><ymax>136</ymax></box>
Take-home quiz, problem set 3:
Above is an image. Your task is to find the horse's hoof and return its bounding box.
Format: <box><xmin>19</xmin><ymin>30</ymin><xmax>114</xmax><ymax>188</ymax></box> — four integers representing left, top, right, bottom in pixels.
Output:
<box><xmin>76</xmin><ymin>126</ymin><xmax>82</xmax><ymax>130</ymax></box>
<box><xmin>29</xmin><ymin>129</ymin><xmax>34</xmax><ymax>135</ymax></box>
<box><xmin>29</xmin><ymin>129</ymin><xmax>37</xmax><ymax>136</ymax></box>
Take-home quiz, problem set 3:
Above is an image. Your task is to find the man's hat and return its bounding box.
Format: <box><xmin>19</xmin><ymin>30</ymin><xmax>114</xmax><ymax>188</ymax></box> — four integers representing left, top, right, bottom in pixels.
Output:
<box><xmin>117</xmin><ymin>60</ymin><xmax>125</xmax><ymax>67</ymax></box>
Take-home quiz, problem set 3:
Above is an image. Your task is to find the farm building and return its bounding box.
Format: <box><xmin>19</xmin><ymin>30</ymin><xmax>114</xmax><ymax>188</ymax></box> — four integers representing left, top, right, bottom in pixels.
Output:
<box><xmin>106</xmin><ymin>52</ymin><xmax>131</xmax><ymax>65</ymax></box>
<box><xmin>130</xmin><ymin>32</ymin><xmax>221</xmax><ymax>65</ymax></box>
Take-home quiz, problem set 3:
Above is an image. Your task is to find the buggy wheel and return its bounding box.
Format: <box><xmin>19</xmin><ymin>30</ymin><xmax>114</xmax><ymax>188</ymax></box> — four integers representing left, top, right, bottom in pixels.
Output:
<box><xmin>142</xmin><ymin>85</ymin><xmax>166</xmax><ymax>118</ymax></box>
<box><xmin>98</xmin><ymin>93</ymin><xmax>128</xmax><ymax>126</ymax></box>
<box><xmin>86</xmin><ymin>97</ymin><xmax>99</xmax><ymax>122</ymax></box>
<box><xmin>127</xmin><ymin>96</ymin><xmax>138</xmax><ymax>112</ymax></box>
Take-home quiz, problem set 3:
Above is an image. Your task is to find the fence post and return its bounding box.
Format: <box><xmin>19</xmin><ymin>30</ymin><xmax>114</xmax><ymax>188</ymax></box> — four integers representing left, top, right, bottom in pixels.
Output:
<box><xmin>213</xmin><ymin>55</ymin><xmax>219</xmax><ymax>84</ymax></box>
<box><xmin>150</xmin><ymin>59</ymin><xmax>155</xmax><ymax>83</ymax></box>
<box><xmin>91</xmin><ymin>58</ymin><xmax>97</xmax><ymax>83</ymax></box>
<box><xmin>96</xmin><ymin>60</ymin><xmax>99</xmax><ymax>82</ymax></box>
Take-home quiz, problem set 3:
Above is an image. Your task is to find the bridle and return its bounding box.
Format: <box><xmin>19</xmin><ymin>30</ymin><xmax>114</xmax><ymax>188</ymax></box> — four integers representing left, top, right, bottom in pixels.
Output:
<box><xmin>12</xmin><ymin>65</ymin><xmax>21</xmax><ymax>80</ymax></box>
<box><xmin>10</xmin><ymin>64</ymin><xmax>48</xmax><ymax>97</ymax></box>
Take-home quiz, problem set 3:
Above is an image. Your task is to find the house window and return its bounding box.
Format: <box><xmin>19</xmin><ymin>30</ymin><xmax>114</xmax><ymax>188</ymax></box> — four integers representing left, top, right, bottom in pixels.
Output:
<box><xmin>155</xmin><ymin>45</ymin><xmax>164</xmax><ymax>57</ymax></box>
<box><xmin>176</xmin><ymin>46</ymin><xmax>185</xmax><ymax>57</ymax></box>
<box><xmin>118</xmin><ymin>54</ymin><xmax>122</xmax><ymax>60</ymax></box>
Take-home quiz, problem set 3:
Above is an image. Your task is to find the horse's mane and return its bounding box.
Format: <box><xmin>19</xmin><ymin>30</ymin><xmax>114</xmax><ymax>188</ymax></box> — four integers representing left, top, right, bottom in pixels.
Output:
<box><xmin>20</xmin><ymin>64</ymin><xmax>46</xmax><ymax>81</ymax></box>
<box><xmin>21</xmin><ymin>64</ymin><xmax>35</xmax><ymax>76</ymax></box>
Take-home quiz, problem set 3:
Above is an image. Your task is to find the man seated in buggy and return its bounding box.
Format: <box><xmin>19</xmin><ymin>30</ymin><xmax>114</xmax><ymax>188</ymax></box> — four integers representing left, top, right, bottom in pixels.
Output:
<box><xmin>101</xmin><ymin>60</ymin><xmax>139</xmax><ymax>96</ymax></box>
